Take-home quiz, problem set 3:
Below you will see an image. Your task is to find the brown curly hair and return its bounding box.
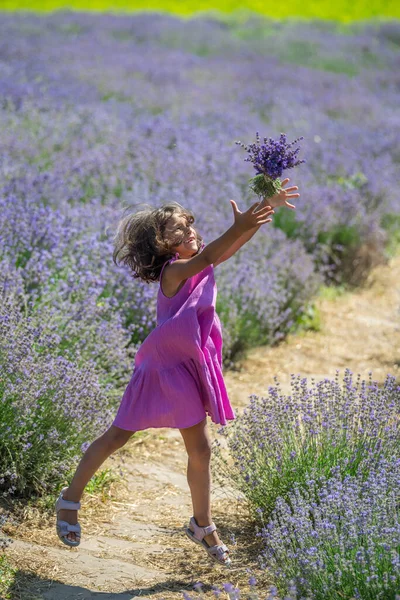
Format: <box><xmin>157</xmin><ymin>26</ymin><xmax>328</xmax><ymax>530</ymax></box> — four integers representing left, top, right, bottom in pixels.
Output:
<box><xmin>112</xmin><ymin>201</ymin><xmax>204</xmax><ymax>283</ymax></box>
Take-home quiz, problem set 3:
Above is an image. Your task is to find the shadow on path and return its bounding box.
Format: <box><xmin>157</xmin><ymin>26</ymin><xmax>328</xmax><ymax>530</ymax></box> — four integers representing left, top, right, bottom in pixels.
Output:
<box><xmin>9</xmin><ymin>570</ymin><xmax>202</xmax><ymax>600</ymax></box>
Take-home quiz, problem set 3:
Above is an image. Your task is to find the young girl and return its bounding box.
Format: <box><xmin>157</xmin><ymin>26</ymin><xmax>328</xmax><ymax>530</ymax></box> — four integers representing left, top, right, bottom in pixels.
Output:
<box><xmin>55</xmin><ymin>180</ymin><xmax>299</xmax><ymax>567</ymax></box>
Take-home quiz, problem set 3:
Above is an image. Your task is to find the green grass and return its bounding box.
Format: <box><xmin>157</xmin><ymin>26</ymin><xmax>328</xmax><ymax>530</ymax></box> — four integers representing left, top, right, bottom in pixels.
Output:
<box><xmin>317</xmin><ymin>283</ymin><xmax>349</xmax><ymax>300</ymax></box>
<box><xmin>83</xmin><ymin>467</ymin><xmax>121</xmax><ymax>496</ymax></box>
<box><xmin>291</xmin><ymin>301</ymin><xmax>322</xmax><ymax>333</ymax></box>
<box><xmin>0</xmin><ymin>555</ymin><xmax>16</xmax><ymax>600</ymax></box>
<box><xmin>381</xmin><ymin>213</ymin><xmax>400</xmax><ymax>258</ymax></box>
<box><xmin>1</xmin><ymin>1</ymin><xmax>399</xmax><ymax>21</ymax></box>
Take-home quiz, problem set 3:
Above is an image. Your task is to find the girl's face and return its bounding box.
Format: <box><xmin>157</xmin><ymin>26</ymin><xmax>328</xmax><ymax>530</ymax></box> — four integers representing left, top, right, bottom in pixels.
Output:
<box><xmin>164</xmin><ymin>213</ymin><xmax>198</xmax><ymax>259</ymax></box>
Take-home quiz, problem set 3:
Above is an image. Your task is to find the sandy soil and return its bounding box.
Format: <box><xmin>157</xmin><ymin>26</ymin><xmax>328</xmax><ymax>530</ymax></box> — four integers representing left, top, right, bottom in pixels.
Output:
<box><xmin>4</xmin><ymin>254</ymin><xmax>400</xmax><ymax>600</ymax></box>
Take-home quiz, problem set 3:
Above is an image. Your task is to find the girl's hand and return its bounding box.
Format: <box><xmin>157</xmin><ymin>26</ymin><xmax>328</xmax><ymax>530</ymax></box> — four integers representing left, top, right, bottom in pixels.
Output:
<box><xmin>268</xmin><ymin>178</ymin><xmax>300</xmax><ymax>209</ymax></box>
<box><xmin>230</xmin><ymin>199</ymin><xmax>274</xmax><ymax>235</ymax></box>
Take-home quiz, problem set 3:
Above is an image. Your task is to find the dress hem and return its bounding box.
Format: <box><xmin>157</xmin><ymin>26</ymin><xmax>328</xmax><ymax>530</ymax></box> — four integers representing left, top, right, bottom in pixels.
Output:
<box><xmin>112</xmin><ymin>414</ymin><xmax>235</xmax><ymax>433</ymax></box>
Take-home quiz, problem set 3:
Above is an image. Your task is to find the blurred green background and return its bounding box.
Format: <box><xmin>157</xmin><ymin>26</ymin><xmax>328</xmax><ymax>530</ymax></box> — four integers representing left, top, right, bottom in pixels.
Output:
<box><xmin>0</xmin><ymin>0</ymin><xmax>399</xmax><ymax>21</ymax></box>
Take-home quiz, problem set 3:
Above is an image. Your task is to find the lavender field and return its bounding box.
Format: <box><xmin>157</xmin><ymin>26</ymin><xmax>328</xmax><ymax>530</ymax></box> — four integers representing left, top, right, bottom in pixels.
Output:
<box><xmin>0</xmin><ymin>11</ymin><xmax>400</xmax><ymax>598</ymax></box>
<box><xmin>1</xmin><ymin>10</ymin><xmax>400</xmax><ymax>491</ymax></box>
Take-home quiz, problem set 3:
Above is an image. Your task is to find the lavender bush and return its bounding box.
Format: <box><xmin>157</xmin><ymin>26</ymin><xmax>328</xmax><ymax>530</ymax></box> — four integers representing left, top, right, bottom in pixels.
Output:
<box><xmin>181</xmin><ymin>577</ymin><xmax>298</xmax><ymax>600</ymax></box>
<box><xmin>0</xmin><ymin>269</ymin><xmax>118</xmax><ymax>497</ymax></box>
<box><xmin>0</xmin><ymin>194</ymin><xmax>139</xmax><ymax>387</ymax></box>
<box><xmin>211</xmin><ymin>370</ymin><xmax>399</xmax><ymax>598</ymax></box>
<box><xmin>216</xmin><ymin>228</ymin><xmax>321</xmax><ymax>365</ymax></box>
<box><xmin>256</xmin><ymin>454</ymin><xmax>400</xmax><ymax>599</ymax></box>
<box><xmin>212</xmin><ymin>370</ymin><xmax>399</xmax><ymax>520</ymax></box>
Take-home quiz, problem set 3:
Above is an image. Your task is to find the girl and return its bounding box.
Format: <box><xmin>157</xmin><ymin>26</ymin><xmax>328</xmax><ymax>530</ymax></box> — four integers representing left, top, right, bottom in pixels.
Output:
<box><xmin>55</xmin><ymin>180</ymin><xmax>299</xmax><ymax>567</ymax></box>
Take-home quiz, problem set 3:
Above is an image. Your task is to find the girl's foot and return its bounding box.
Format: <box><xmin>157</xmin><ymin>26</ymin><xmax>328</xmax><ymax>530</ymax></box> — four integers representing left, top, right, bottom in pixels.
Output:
<box><xmin>57</xmin><ymin>488</ymin><xmax>79</xmax><ymax>543</ymax></box>
<box><xmin>188</xmin><ymin>520</ymin><xmax>230</xmax><ymax>563</ymax></box>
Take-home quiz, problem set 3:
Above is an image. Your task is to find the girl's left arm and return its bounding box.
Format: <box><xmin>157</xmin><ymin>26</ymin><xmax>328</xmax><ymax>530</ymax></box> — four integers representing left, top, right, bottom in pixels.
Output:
<box><xmin>214</xmin><ymin>179</ymin><xmax>299</xmax><ymax>267</ymax></box>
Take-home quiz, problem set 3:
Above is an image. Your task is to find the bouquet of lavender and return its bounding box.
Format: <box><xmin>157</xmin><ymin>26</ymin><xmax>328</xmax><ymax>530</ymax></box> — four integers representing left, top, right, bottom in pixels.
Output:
<box><xmin>235</xmin><ymin>132</ymin><xmax>306</xmax><ymax>199</ymax></box>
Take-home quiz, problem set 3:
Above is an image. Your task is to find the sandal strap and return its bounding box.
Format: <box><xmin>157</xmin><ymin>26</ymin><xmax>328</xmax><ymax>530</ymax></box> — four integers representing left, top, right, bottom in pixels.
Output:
<box><xmin>56</xmin><ymin>489</ymin><xmax>81</xmax><ymax>512</ymax></box>
<box><xmin>57</xmin><ymin>520</ymin><xmax>81</xmax><ymax>537</ymax></box>
<box><xmin>209</xmin><ymin>544</ymin><xmax>229</xmax><ymax>558</ymax></box>
<box><xmin>189</xmin><ymin>516</ymin><xmax>216</xmax><ymax>541</ymax></box>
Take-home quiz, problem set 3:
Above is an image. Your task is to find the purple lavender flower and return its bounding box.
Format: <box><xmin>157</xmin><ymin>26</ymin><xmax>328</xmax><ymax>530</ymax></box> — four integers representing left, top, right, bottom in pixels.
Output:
<box><xmin>235</xmin><ymin>132</ymin><xmax>306</xmax><ymax>198</ymax></box>
<box><xmin>0</xmin><ymin>513</ymin><xmax>13</xmax><ymax>552</ymax></box>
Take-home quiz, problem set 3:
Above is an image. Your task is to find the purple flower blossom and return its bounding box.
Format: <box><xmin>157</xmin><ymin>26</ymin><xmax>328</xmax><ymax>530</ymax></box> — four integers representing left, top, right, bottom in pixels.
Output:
<box><xmin>237</xmin><ymin>132</ymin><xmax>306</xmax><ymax>179</ymax></box>
<box><xmin>235</xmin><ymin>132</ymin><xmax>306</xmax><ymax>198</ymax></box>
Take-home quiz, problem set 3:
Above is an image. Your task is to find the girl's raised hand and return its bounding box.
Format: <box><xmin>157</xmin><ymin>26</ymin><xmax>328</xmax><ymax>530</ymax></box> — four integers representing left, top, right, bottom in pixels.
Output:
<box><xmin>269</xmin><ymin>178</ymin><xmax>300</xmax><ymax>209</ymax></box>
<box><xmin>230</xmin><ymin>199</ymin><xmax>274</xmax><ymax>235</ymax></box>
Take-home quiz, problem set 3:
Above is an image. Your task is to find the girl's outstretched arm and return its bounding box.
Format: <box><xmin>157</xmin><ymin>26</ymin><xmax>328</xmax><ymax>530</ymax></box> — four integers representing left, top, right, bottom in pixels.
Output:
<box><xmin>213</xmin><ymin>196</ymin><xmax>272</xmax><ymax>266</ymax></box>
<box><xmin>165</xmin><ymin>201</ymin><xmax>273</xmax><ymax>287</ymax></box>
<box><xmin>214</xmin><ymin>179</ymin><xmax>300</xmax><ymax>267</ymax></box>
<box><xmin>213</xmin><ymin>221</ymin><xmax>263</xmax><ymax>266</ymax></box>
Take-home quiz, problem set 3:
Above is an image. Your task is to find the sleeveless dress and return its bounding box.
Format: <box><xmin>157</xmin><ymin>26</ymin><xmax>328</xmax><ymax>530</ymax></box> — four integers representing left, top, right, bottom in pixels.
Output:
<box><xmin>112</xmin><ymin>243</ymin><xmax>236</xmax><ymax>432</ymax></box>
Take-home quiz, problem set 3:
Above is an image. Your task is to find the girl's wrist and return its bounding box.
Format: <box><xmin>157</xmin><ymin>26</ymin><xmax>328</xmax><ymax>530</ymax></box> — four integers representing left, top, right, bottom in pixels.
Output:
<box><xmin>260</xmin><ymin>196</ymin><xmax>276</xmax><ymax>209</ymax></box>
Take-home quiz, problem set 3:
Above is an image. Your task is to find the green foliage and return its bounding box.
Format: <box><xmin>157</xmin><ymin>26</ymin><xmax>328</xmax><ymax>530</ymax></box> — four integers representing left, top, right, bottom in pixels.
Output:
<box><xmin>270</xmin><ymin>169</ymin><xmax>376</xmax><ymax>286</ymax></box>
<box><xmin>291</xmin><ymin>301</ymin><xmax>321</xmax><ymax>332</ymax></box>
<box><xmin>272</xmin><ymin>206</ymin><xmax>301</xmax><ymax>239</ymax></box>
<box><xmin>381</xmin><ymin>212</ymin><xmax>400</xmax><ymax>257</ymax></box>
<box><xmin>231</xmin><ymin>21</ymin><xmax>275</xmax><ymax>40</ymax></box>
<box><xmin>1</xmin><ymin>2</ymin><xmax>399</xmax><ymax>21</ymax></box>
<box><xmin>249</xmin><ymin>175</ymin><xmax>282</xmax><ymax>199</ymax></box>
<box><xmin>55</xmin><ymin>22</ymin><xmax>86</xmax><ymax>34</ymax></box>
<box><xmin>317</xmin><ymin>282</ymin><xmax>348</xmax><ymax>300</ymax></box>
<box><xmin>311</xmin><ymin>57</ymin><xmax>359</xmax><ymax>75</ymax></box>
<box><xmin>101</xmin><ymin>91</ymin><xmax>131</xmax><ymax>102</ymax></box>
<box><xmin>0</xmin><ymin>555</ymin><xmax>16</xmax><ymax>600</ymax></box>
<box><xmin>317</xmin><ymin>223</ymin><xmax>361</xmax><ymax>249</ymax></box>
<box><xmin>218</xmin><ymin>290</ymin><xmax>321</xmax><ymax>367</ymax></box>
<box><xmin>84</xmin><ymin>468</ymin><xmax>121</xmax><ymax>496</ymax></box>
<box><xmin>236</xmin><ymin>309</ymin><xmax>270</xmax><ymax>350</ymax></box>
<box><xmin>0</xmin><ymin>388</ymin><xmax>92</xmax><ymax>497</ymax></box>
<box><xmin>279</xmin><ymin>40</ymin><xmax>322</xmax><ymax>67</ymax></box>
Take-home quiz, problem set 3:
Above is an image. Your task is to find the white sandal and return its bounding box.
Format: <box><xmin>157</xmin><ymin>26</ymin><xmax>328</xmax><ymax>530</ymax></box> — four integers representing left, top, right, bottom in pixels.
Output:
<box><xmin>55</xmin><ymin>487</ymin><xmax>81</xmax><ymax>547</ymax></box>
<box><xmin>185</xmin><ymin>516</ymin><xmax>231</xmax><ymax>567</ymax></box>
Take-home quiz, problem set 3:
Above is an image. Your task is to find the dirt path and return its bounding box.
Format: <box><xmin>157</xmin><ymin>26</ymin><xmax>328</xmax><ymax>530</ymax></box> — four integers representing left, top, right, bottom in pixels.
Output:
<box><xmin>6</xmin><ymin>254</ymin><xmax>400</xmax><ymax>600</ymax></box>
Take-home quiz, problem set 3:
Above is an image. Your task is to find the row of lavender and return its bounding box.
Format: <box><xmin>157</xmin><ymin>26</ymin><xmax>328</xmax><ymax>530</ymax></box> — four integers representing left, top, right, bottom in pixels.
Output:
<box><xmin>0</xmin><ymin>14</ymin><xmax>399</xmax><ymax>501</ymax></box>
<box><xmin>207</xmin><ymin>370</ymin><xmax>400</xmax><ymax>599</ymax></box>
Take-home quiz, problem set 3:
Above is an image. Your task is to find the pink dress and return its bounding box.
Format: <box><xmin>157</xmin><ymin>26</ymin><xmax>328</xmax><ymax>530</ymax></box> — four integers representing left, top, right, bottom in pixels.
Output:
<box><xmin>112</xmin><ymin>243</ymin><xmax>236</xmax><ymax>432</ymax></box>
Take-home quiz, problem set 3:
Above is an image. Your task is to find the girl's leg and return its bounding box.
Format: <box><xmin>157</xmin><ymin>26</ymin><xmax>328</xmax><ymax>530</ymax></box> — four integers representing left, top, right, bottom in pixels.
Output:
<box><xmin>58</xmin><ymin>425</ymin><xmax>134</xmax><ymax>542</ymax></box>
<box><xmin>179</xmin><ymin>417</ymin><xmax>229</xmax><ymax>563</ymax></box>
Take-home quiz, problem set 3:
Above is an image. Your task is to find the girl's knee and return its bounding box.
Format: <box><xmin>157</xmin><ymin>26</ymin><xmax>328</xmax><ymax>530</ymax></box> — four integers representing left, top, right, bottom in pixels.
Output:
<box><xmin>104</xmin><ymin>425</ymin><xmax>133</xmax><ymax>449</ymax></box>
<box><xmin>188</xmin><ymin>441</ymin><xmax>212</xmax><ymax>461</ymax></box>
<box><xmin>180</xmin><ymin>419</ymin><xmax>212</xmax><ymax>459</ymax></box>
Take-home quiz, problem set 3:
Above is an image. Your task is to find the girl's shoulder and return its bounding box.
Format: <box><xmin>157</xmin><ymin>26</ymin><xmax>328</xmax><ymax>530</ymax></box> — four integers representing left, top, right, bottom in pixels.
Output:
<box><xmin>159</xmin><ymin>242</ymin><xmax>210</xmax><ymax>298</ymax></box>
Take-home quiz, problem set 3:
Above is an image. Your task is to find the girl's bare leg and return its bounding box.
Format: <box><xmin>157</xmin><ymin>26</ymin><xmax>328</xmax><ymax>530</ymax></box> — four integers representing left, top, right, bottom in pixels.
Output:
<box><xmin>58</xmin><ymin>425</ymin><xmax>134</xmax><ymax>542</ymax></box>
<box><xmin>179</xmin><ymin>417</ymin><xmax>229</xmax><ymax>563</ymax></box>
